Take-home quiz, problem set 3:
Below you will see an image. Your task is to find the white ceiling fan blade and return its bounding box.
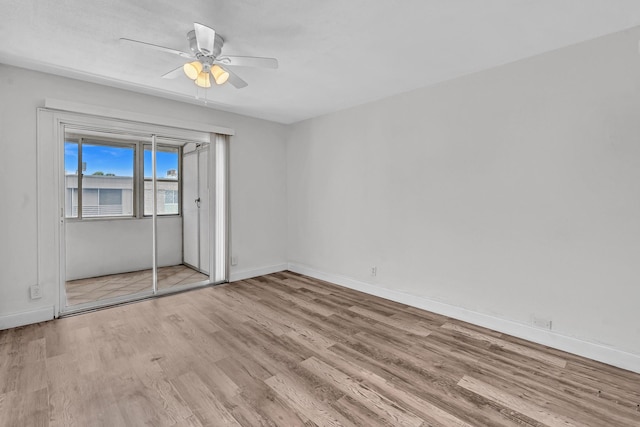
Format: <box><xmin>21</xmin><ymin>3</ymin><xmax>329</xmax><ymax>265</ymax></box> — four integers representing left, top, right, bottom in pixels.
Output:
<box><xmin>120</xmin><ymin>38</ymin><xmax>193</xmax><ymax>58</ymax></box>
<box><xmin>161</xmin><ymin>65</ymin><xmax>184</xmax><ymax>79</ymax></box>
<box><xmin>194</xmin><ymin>23</ymin><xmax>215</xmax><ymax>56</ymax></box>
<box><xmin>216</xmin><ymin>56</ymin><xmax>278</xmax><ymax>69</ymax></box>
<box><xmin>224</xmin><ymin>67</ymin><xmax>248</xmax><ymax>89</ymax></box>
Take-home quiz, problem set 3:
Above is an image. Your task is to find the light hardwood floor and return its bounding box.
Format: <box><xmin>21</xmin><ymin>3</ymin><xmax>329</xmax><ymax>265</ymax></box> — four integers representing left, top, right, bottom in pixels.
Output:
<box><xmin>65</xmin><ymin>264</ymin><xmax>209</xmax><ymax>306</ymax></box>
<box><xmin>1</xmin><ymin>271</ymin><xmax>639</xmax><ymax>426</ymax></box>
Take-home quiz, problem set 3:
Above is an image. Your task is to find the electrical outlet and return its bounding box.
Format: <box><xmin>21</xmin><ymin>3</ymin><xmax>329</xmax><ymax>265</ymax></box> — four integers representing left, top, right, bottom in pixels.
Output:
<box><xmin>371</xmin><ymin>266</ymin><xmax>377</xmax><ymax>277</ymax></box>
<box><xmin>30</xmin><ymin>285</ymin><xmax>42</xmax><ymax>300</ymax></box>
<box><xmin>231</xmin><ymin>256</ymin><xmax>238</xmax><ymax>266</ymax></box>
<box><xmin>532</xmin><ymin>315</ymin><xmax>552</xmax><ymax>330</ymax></box>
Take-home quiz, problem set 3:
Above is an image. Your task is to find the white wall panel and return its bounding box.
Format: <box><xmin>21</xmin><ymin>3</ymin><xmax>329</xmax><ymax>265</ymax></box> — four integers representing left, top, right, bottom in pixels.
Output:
<box><xmin>65</xmin><ymin>217</ymin><xmax>182</xmax><ymax>280</ymax></box>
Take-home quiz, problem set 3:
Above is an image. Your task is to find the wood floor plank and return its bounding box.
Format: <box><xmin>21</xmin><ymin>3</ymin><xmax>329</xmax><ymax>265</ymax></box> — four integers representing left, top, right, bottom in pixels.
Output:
<box><xmin>237</xmin><ymin>378</ymin><xmax>309</xmax><ymax>426</ymax></box>
<box><xmin>311</xmin><ymin>349</ymin><xmax>475</xmax><ymax>427</ymax></box>
<box><xmin>442</xmin><ymin>322</ymin><xmax>567</xmax><ymax>368</ymax></box>
<box><xmin>264</xmin><ymin>371</ymin><xmax>355</xmax><ymax>427</ymax></box>
<box><xmin>466</xmin><ymin>364</ymin><xmax>640</xmax><ymax>426</ymax></box>
<box><xmin>458</xmin><ymin>375</ymin><xmax>579</xmax><ymax>427</ymax></box>
<box><xmin>1</xmin><ymin>271</ymin><xmax>639</xmax><ymax>426</ymax></box>
<box><xmin>245</xmin><ymin>278</ymin><xmax>337</xmax><ymax>317</ymax></box>
<box><xmin>332</xmin><ymin>395</ymin><xmax>395</xmax><ymax>427</ymax></box>
<box><xmin>301</xmin><ymin>356</ymin><xmax>428</xmax><ymax>427</ymax></box>
<box><xmin>171</xmin><ymin>371</ymin><xmax>242</xmax><ymax>427</ymax></box>
<box><xmin>131</xmin><ymin>357</ymin><xmax>196</xmax><ymax>424</ymax></box>
<box><xmin>326</xmin><ymin>338</ymin><xmax>521</xmax><ymax>426</ymax></box>
<box><xmin>348</xmin><ymin>305</ymin><xmax>432</xmax><ymax>337</ymax></box>
<box><xmin>563</xmin><ymin>361</ymin><xmax>640</xmax><ymax>402</ymax></box>
<box><xmin>284</xmin><ymin>327</ymin><xmax>337</xmax><ymax>354</ymax></box>
<box><xmin>46</xmin><ymin>353</ymin><xmax>86</xmax><ymax>427</ymax></box>
<box><xmin>411</xmin><ymin>333</ymin><xmax>633</xmax><ymax>424</ymax></box>
<box><xmin>3</xmin><ymin>387</ymin><xmax>49</xmax><ymax>427</ymax></box>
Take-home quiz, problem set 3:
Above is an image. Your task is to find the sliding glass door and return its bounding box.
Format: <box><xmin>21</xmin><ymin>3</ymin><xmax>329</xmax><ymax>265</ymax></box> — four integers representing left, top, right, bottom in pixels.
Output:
<box><xmin>60</xmin><ymin>127</ymin><xmax>227</xmax><ymax>313</ymax></box>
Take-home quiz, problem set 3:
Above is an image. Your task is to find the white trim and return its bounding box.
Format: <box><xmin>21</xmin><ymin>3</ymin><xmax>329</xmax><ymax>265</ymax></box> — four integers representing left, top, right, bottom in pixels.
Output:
<box><xmin>39</xmin><ymin>107</ymin><xmax>211</xmax><ymax>144</ymax></box>
<box><xmin>44</xmin><ymin>98</ymin><xmax>235</xmax><ymax>136</ymax></box>
<box><xmin>287</xmin><ymin>263</ymin><xmax>640</xmax><ymax>374</ymax></box>
<box><xmin>37</xmin><ymin>109</ymin><xmax>63</xmax><ymax>317</ymax></box>
<box><xmin>0</xmin><ymin>307</ymin><xmax>55</xmax><ymax>330</ymax></box>
<box><xmin>230</xmin><ymin>263</ymin><xmax>288</xmax><ymax>282</ymax></box>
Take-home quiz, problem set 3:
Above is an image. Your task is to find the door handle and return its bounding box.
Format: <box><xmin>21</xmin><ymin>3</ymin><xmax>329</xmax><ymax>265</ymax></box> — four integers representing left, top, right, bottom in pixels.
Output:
<box><xmin>195</xmin><ymin>197</ymin><xmax>201</xmax><ymax>208</ymax></box>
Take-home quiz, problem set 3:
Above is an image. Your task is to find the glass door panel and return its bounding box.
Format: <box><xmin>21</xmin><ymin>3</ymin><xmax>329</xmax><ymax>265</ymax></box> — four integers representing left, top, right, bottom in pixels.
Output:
<box><xmin>155</xmin><ymin>142</ymin><xmax>210</xmax><ymax>291</ymax></box>
<box><xmin>168</xmin><ymin>143</ymin><xmax>210</xmax><ymax>286</ymax></box>
<box><xmin>63</xmin><ymin>133</ymin><xmax>153</xmax><ymax>309</ymax></box>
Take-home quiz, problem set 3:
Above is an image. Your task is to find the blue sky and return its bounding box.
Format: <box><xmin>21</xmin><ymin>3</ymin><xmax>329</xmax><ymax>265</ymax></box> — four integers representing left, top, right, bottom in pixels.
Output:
<box><xmin>65</xmin><ymin>142</ymin><xmax>178</xmax><ymax>178</ymax></box>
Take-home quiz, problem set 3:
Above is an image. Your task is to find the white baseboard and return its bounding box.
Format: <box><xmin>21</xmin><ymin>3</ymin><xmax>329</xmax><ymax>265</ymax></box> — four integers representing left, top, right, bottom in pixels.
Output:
<box><xmin>0</xmin><ymin>306</ymin><xmax>55</xmax><ymax>330</ymax></box>
<box><xmin>287</xmin><ymin>263</ymin><xmax>640</xmax><ymax>374</ymax></box>
<box><xmin>230</xmin><ymin>263</ymin><xmax>288</xmax><ymax>282</ymax></box>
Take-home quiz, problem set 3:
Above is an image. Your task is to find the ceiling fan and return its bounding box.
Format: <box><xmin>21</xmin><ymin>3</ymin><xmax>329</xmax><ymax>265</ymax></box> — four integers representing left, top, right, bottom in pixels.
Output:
<box><xmin>121</xmin><ymin>23</ymin><xmax>278</xmax><ymax>89</ymax></box>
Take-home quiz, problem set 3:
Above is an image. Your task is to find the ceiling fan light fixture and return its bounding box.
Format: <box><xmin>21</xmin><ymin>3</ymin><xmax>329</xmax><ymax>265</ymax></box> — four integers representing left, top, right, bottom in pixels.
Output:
<box><xmin>183</xmin><ymin>61</ymin><xmax>202</xmax><ymax>80</ymax></box>
<box><xmin>194</xmin><ymin>71</ymin><xmax>211</xmax><ymax>88</ymax></box>
<box><xmin>211</xmin><ymin>65</ymin><xmax>229</xmax><ymax>85</ymax></box>
<box><xmin>123</xmin><ymin>21</ymin><xmax>277</xmax><ymax>90</ymax></box>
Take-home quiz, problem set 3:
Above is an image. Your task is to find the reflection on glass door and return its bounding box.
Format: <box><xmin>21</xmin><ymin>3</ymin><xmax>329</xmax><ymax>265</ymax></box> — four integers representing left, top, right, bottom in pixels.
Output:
<box><xmin>63</xmin><ymin>134</ymin><xmax>153</xmax><ymax>307</ymax></box>
<box><xmin>156</xmin><ymin>141</ymin><xmax>210</xmax><ymax>291</ymax></box>
<box><xmin>173</xmin><ymin>144</ymin><xmax>211</xmax><ymax>290</ymax></box>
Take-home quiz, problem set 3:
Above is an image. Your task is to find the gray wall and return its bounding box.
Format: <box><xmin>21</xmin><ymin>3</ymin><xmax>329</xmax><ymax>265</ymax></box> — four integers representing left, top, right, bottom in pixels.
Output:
<box><xmin>287</xmin><ymin>27</ymin><xmax>640</xmax><ymax>357</ymax></box>
<box><xmin>65</xmin><ymin>217</ymin><xmax>182</xmax><ymax>281</ymax></box>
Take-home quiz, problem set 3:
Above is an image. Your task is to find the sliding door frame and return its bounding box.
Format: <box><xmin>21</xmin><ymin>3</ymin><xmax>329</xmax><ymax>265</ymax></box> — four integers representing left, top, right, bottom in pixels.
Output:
<box><xmin>37</xmin><ymin>108</ymin><xmax>229</xmax><ymax>317</ymax></box>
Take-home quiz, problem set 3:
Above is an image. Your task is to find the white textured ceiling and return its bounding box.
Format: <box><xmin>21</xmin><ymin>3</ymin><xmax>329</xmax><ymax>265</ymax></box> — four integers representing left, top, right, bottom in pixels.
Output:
<box><xmin>2</xmin><ymin>1</ymin><xmax>640</xmax><ymax>124</ymax></box>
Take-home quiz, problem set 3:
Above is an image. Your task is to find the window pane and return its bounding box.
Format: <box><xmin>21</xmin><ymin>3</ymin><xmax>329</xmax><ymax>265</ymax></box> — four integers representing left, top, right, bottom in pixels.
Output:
<box><xmin>81</xmin><ymin>143</ymin><xmax>134</xmax><ymax>218</ymax></box>
<box><xmin>64</xmin><ymin>141</ymin><xmax>79</xmax><ymax>218</ymax></box>
<box><xmin>144</xmin><ymin>146</ymin><xmax>179</xmax><ymax>180</ymax></box>
<box><xmin>144</xmin><ymin>145</ymin><xmax>180</xmax><ymax>216</ymax></box>
<box><xmin>144</xmin><ymin>181</ymin><xmax>180</xmax><ymax>216</ymax></box>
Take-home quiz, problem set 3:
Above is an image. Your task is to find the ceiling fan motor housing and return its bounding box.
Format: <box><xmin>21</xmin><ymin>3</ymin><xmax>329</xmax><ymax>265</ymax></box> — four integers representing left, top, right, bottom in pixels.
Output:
<box><xmin>187</xmin><ymin>30</ymin><xmax>224</xmax><ymax>58</ymax></box>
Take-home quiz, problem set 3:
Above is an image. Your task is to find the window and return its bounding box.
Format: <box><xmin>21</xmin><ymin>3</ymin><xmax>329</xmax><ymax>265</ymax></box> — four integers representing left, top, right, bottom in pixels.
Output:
<box><xmin>65</xmin><ymin>140</ymin><xmax>135</xmax><ymax>218</ymax></box>
<box><xmin>64</xmin><ymin>137</ymin><xmax>180</xmax><ymax>219</ymax></box>
<box><xmin>99</xmin><ymin>189</ymin><xmax>123</xmax><ymax>206</ymax></box>
<box><xmin>143</xmin><ymin>145</ymin><xmax>180</xmax><ymax>216</ymax></box>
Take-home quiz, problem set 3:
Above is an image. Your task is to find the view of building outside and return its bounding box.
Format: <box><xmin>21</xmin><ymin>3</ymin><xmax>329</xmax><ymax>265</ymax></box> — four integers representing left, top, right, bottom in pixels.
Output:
<box><xmin>144</xmin><ymin>180</ymin><xmax>179</xmax><ymax>215</ymax></box>
<box><xmin>65</xmin><ymin>174</ymin><xmax>134</xmax><ymax>217</ymax></box>
<box><xmin>65</xmin><ymin>174</ymin><xmax>179</xmax><ymax>218</ymax></box>
<box><xmin>64</xmin><ymin>141</ymin><xmax>180</xmax><ymax>218</ymax></box>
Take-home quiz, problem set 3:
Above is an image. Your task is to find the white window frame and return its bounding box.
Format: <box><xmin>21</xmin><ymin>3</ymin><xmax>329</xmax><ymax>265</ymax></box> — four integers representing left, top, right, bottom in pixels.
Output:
<box><xmin>64</xmin><ymin>136</ymin><xmax>139</xmax><ymax>220</ymax></box>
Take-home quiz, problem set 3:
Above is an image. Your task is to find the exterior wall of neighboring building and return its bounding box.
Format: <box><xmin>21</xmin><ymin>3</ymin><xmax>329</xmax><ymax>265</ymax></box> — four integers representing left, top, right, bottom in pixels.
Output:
<box><xmin>143</xmin><ymin>180</ymin><xmax>179</xmax><ymax>215</ymax></box>
<box><xmin>65</xmin><ymin>175</ymin><xmax>178</xmax><ymax>217</ymax></box>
